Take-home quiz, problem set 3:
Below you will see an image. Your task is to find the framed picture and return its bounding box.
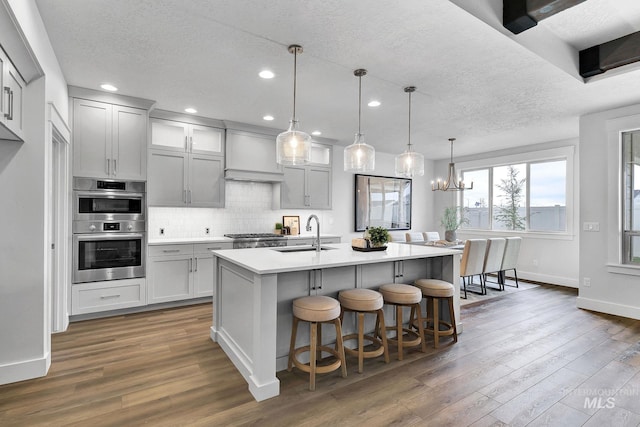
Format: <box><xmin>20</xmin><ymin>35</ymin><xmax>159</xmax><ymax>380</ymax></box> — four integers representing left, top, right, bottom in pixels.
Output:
<box><xmin>283</xmin><ymin>215</ymin><xmax>300</xmax><ymax>235</ymax></box>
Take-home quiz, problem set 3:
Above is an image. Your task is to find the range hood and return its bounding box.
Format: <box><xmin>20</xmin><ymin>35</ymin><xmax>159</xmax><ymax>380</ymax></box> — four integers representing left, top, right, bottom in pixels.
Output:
<box><xmin>224</xmin><ymin>122</ymin><xmax>285</xmax><ymax>183</ymax></box>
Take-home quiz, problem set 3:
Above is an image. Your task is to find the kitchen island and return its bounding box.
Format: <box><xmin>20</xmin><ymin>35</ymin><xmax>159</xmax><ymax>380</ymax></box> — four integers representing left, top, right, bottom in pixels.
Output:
<box><xmin>209</xmin><ymin>242</ymin><xmax>461</xmax><ymax>401</ymax></box>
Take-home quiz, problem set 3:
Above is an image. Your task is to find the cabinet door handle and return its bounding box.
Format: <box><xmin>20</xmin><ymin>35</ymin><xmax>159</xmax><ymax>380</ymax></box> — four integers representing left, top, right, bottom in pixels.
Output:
<box><xmin>185</xmin><ymin>136</ymin><xmax>188</xmax><ymax>150</ymax></box>
<box><xmin>7</xmin><ymin>89</ymin><xmax>13</xmax><ymax>120</ymax></box>
<box><xmin>113</xmin><ymin>159</ymin><xmax>117</xmax><ymax>176</ymax></box>
<box><xmin>162</xmin><ymin>249</ymin><xmax>180</xmax><ymax>253</ymax></box>
<box><xmin>106</xmin><ymin>158</ymin><xmax>110</xmax><ymax>175</ymax></box>
<box><xmin>189</xmin><ymin>258</ymin><xmax>192</xmax><ymax>272</ymax></box>
<box><xmin>100</xmin><ymin>294</ymin><xmax>120</xmax><ymax>300</ymax></box>
<box><xmin>2</xmin><ymin>87</ymin><xmax>9</xmax><ymax>119</ymax></box>
<box><xmin>190</xmin><ymin>136</ymin><xmax>193</xmax><ymax>152</ymax></box>
<box><xmin>194</xmin><ymin>257</ymin><xmax>198</xmax><ymax>272</ymax></box>
<box><xmin>188</xmin><ymin>189</ymin><xmax>192</xmax><ymax>204</ymax></box>
<box><xmin>183</xmin><ymin>189</ymin><xmax>187</xmax><ymax>203</ymax></box>
<box><xmin>208</xmin><ymin>247</ymin><xmax>222</xmax><ymax>250</ymax></box>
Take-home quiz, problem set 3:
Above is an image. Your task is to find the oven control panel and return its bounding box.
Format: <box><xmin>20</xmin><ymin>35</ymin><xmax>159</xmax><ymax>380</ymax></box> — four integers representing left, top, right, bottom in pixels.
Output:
<box><xmin>73</xmin><ymin>221</ymin><xmax>145</xmax><ymax>233</ymax></box>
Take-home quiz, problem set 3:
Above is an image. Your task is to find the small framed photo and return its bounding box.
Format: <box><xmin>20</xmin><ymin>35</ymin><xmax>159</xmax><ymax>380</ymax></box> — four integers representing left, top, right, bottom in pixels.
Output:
<box><xmin>283</xmin><ymin>215</ymin><xmax>300</xmax><ymax>235</ymax></box>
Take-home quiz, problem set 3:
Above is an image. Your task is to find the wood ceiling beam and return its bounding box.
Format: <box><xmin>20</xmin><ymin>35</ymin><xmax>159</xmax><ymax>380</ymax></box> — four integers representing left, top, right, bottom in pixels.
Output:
<box><xmin>503</xmin><ymin>0</ymin><xmax>588</xmax><ymax>34</ymax></box>
<box><xmin>580</xmin><ymin>31</ymin><xmax>640</xmax><ymax>78</ymax></box>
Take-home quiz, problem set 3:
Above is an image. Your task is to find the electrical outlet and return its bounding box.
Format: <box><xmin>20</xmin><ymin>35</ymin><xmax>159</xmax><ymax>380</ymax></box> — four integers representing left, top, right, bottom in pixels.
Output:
<box><xmin>205</xmin><ymin>228</ymin><xmax>210</xmax><ymax>235</ymax></box>
<box><xmin>532</xmin><ymin>259</ymin><xmax>539</xmax><ymax>267</ymax></box>
<box><xmin>160</xmin><ymin>228</ymin><xmax>165</xmax><ymax>235</ymax></box>
<box><xmin>583</xmin><ymin>222</ymin><xmax>600</xmax><ymax>232</ymax></box>
<box><xmin>583</xmin><ymin>277</ymin><xmax>591</xmax><ymax>287</ymax></box>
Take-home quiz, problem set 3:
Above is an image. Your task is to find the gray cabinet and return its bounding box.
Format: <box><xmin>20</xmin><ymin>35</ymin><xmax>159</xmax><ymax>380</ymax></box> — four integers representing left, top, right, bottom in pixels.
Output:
<box><xmin>72</xmin><ymin>98</ymin><xmax>148</xmax><ymax>180</ymax></box>
<box><xmin>287</xmin><ymin>236</ymin><xmax>341</xmax><ymax>246</ymax></box>
<box><xmin>281</xmin><ymin>142</ymin><xmax>332</xmax><ymax>209</ymax></box>
<box><xmin>224</xmin><ymin>126</ymin><xmax>283</xmax><ymax>182</ymax></box>
<box><xmin>147</xmin><ymin>242</ymin><xmax>232</xmax><ymax>303</ymax></box>
<box><xmin>0</xmin><ymin>47</ymin><xmax>24</xmax><ymax>141</ymax></box>
<box><xmin>148</xmin><ymin>116</ymin><xmax>225</xmax><ymax>207</ymax></box>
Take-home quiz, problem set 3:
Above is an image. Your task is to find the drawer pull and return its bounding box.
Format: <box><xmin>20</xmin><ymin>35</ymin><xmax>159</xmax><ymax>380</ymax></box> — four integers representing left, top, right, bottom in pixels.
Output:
<box><xmin>208</xmin><ymin>247</ymin><xmax>222</xmax><ymax>250</ymax></box>
<box><xmin>163</xmin><ymin>249</ymin><xmax>180</xmax><ymax>253</ymax></box>
<box><xmin>100</xmin><ymin>294</ymin><xmax>121</xmax><ymax>299</ymax></box>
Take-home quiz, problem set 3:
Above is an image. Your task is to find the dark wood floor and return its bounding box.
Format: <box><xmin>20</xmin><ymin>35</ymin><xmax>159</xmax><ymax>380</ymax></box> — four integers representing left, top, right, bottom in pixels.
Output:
<box><xmin>2</xmin><ymin>284</ymin><xmax>640</xmax><ymax>426</ymax></box>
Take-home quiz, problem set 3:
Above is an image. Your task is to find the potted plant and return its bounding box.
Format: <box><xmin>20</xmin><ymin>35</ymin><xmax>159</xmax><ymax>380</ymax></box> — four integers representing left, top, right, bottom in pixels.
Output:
<box><xmin>274</xmin><ymin>222</ymin><xmax>283</xmax><ymax>235</ymax></box>
<box><xmin>368</xmin><ymin>226</ymin><xmax>390</xmax><ymax>248</ymax></box>
<box><xmin>440</xmin><ymin>206</ymin><xmax>468</xmax><ymax>242</ymax></box>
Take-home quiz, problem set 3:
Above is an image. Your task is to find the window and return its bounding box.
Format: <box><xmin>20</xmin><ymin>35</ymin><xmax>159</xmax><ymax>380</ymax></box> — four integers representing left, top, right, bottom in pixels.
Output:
<box><xmin>460</xmin><ymin>158</ymin><xmax>567</xmax><ymax>233</ymax></box>
<box><xmin>622</xmin><ymin>130</ymin><xmax>640</xmax><ymax>264</ymax></box>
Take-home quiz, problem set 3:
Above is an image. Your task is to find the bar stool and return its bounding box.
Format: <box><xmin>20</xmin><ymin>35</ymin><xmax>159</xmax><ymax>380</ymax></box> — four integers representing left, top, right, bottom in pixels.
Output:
<box><xmin>378</xmin><ymin>284</ymin><xmax>426</xmax><ymax>360</ymax></box>
<box><xmin>288</xmin><ymin>295</ymin><xmax>347</xmax><ymax>391</ymax></box>
<box><xmin>338</xmin><ymin>288</ymin><xmax>390</xmax><ymax>373</ymax></box>
<box><xmin>413</xmin><ymin>279</ymin><xmax>458</xmax><ymax>348</ymax></box>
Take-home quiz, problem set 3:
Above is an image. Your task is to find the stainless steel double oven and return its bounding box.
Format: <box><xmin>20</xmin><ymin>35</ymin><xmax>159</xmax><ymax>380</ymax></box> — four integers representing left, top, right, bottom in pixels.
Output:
<box><xmin>72</xmin><ymin>177</ymin><xmax>146</xmax><ymax>283</ymax></box>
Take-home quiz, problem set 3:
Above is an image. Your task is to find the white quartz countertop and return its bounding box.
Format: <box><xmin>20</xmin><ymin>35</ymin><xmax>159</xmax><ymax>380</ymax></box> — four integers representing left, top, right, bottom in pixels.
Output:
<box><xmin>211</xmin><ymin>242</ymin><xmax>461</xmax><ymax>274</ymax></box>
<box><xmin>147</xmin><ymin>234</ymin><xmax>340</xmax><ymax>245</ymax></box>
<box><xmin>148</xmin><ymin>236</ymin><xmax>233</xmax><ymax>245</ymax></box>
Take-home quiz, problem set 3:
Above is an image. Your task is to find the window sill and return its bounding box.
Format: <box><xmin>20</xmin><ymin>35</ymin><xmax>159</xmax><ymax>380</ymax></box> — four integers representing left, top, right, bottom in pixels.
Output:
<box><xmin>607</xmin><ymin>263</ymin><xmax>640</xmax><ymax>276</ymax></box>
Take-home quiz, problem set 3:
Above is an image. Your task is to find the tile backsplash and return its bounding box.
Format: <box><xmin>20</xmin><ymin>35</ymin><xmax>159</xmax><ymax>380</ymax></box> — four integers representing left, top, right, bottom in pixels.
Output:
<box><xmin>148</xmin><ymin>181</ymin><xmax>334</xmax><ymax>239</ymax></box>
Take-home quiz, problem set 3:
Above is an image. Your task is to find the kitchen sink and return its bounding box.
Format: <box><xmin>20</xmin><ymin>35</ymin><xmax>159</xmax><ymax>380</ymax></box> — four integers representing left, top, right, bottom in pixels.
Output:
<box><xmin>271</xmin><ymin>246</ymin><xmax>337</xmax><ymax>253</ymax></box>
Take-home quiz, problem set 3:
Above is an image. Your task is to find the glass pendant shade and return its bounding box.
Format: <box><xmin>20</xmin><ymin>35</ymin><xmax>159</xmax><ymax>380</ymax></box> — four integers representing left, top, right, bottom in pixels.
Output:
<box><xmin>344</xmin><ymin>133</ymin><xmax>375</xmax><ymax>172</ymax></box>
<box><xmin>276</xmin><ymin>120</ymin><xmax>312</xmax><ymax>165</ymax></box>
<box><xmin>395</xmin><ymin>150</ymin><xmax>424</xmax><ymax>178</ymax></box>
<box><xmin>276</xmin><ymin>44</ymin><xmax>311</xmax><ymax>165</ymax></box>
<box><xmin>344</xmin><ymin>69</ymin><xmax>375</xmax><ymax>172</ymax></box>
<box><xmin>395</xmin><ymin>86</ymin><xmax>424</xmax><ymax>178</ymax></box>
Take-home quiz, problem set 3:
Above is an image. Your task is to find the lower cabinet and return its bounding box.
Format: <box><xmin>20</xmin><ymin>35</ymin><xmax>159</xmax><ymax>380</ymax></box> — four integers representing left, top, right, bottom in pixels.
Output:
<box><xmin>71</xmin><ymin>278</ymin><xmax>147</xmax><ymax>315</ymax></box>
<box><xmin>147</xmin><ymin>242</ymin><xmax>232</xmax><ymax>304</ymax></box>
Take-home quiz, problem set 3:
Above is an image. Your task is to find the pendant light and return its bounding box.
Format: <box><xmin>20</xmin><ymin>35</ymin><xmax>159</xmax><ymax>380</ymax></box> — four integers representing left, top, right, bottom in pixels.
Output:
<box><xmin>395</xmin><ymin>86</ymin><xmax>424</xmax><ymax>178</ymax></box>
<box><xmin>276</xmin><ymin>44</ymin><xmax>312</xmax><ymax>165</ymax></box>
<box><xmin>344</xmin><ymin>69</ymin><xmax>375</xmax><ymax>172</ymax></box>
<box><xmin>431</xmin><ymin>138</ymin><xmax>473</xmax><ymax>191</ymax></box>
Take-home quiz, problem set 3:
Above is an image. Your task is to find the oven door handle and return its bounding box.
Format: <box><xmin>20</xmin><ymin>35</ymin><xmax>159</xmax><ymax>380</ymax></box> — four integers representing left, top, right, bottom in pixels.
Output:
<box><xmin>74</xmin><ymin>191</ymin><xmax>145</xmax><ymax>199</ymax></box>
<box><xmin>74</xmin><ymin>232</ymin><xmax>145</xmax><ymax>241</ymax></box>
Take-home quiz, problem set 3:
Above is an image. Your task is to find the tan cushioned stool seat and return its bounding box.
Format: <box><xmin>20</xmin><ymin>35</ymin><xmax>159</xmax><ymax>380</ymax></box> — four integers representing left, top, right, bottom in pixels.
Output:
<box><xmin>339</xmin><ymin>289</ymin><xmax>383</xmax><ymax>311</ymax></box>
<box><xmin>414</xmin><ymin>279</ymin><xmax>455</xmax><ymax>298</ymax></box>
<box><xmin>293</xmin><ymin>296</ymin><xmax>340</xmax><ymax>322</ymax></box>
<box><xmin>379</xmin><ymin>284</ymin><xmax>421</xmax><ymax>304</ymax></box>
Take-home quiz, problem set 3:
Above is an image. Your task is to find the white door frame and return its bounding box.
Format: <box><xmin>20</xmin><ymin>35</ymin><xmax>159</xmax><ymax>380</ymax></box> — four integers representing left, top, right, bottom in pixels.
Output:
<box><xmin>48</xmin><ymin>102</ymin><xmax>71</xmax><ymax>333</ymax></box>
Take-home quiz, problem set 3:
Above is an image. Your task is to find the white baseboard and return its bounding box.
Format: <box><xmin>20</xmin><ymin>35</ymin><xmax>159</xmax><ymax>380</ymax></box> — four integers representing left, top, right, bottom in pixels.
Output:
<box><xmin>0</xmin><ymin>352</ymin><xmax>50</xmax><ymax>385</ymax></box>
<box><xmin>577</xmin><ymin>297</ymin><xmax>640</xmax><ymax>320</ymax></box>
<box><xmin>518</xmin><ymin>270</ymin><xmax>578</xmax><ymax>288</ymax></box>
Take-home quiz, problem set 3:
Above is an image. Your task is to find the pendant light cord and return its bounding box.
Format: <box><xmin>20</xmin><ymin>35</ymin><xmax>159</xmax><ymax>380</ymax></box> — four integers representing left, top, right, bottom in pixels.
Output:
<box><xmin>450</xmin><ymin>138</ymin><xmax>455</xmax><ymax>162</ymax></box>
<box><xmin>407</xmin><ymin>90</ymin><xmax>412</xmax><ymax>149</ymax></box>
<box><xmin>292</xmin><ymin>49</ymin><xmax>297</xmax><ymax>121</ymax></box>
<box><xmin>358</xmin><ymin>74</ymin><xmax>362</xmax><ymax>135</ymax></box>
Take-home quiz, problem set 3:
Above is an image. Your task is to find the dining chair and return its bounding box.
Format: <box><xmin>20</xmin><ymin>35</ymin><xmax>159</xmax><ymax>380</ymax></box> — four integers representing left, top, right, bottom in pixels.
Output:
<box><xmin>483</xmin><ymin>238</ymin><xmax>506</xmax><ymax>291</ymax></box>
<box><xmin>459</xmin><ymin>239</ymin><xmax>488</xmax><ymax>299</ymax></box>
<box><xmin>422</xmin><ymin>231</ymin><xmax>440</xmax><ymax>242</ymax></box>
<box><xmin>405</xmin><ymin>232</ymin><xmax>425</xmax><ymax>243</ymax></box>
<box><xmin>389</xmin><ymin>232</ymin><xmax>406</xmax><ymax>243</ymax></box>
<box><xmin>499</xmin><ymin>236</ymin><xmax>522</xmax><ymax>288</ymax></box>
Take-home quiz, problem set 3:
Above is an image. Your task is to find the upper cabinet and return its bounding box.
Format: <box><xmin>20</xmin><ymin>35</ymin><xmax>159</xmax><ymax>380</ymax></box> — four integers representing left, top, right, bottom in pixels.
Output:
<box><xmin>150</xmin><ymin>118</ymin><xmax>224</xmax><ymax>156</ymax></box>
<box><xmin>281</xmin><ymin>142</ymin><xmax>333</xmax><ymax>209</ymax></box>
<box><xmin>148</xmin><ymin>111</ymin><xmax>225</xmax><ymax>208</ymax></box>
<box><xmin>70</xmin><ymin>87</ymin><xmax>153</xmax><ymax>180</ymax></box>
<box><xmin>0</xmin><ymin>47</ymin><xmax>25</xmax><ymax>142</ymax></box>
<box><xmin>224</xmin><ymin>121</ymin><xmax>283</xmax><ymax>182</ymax></box>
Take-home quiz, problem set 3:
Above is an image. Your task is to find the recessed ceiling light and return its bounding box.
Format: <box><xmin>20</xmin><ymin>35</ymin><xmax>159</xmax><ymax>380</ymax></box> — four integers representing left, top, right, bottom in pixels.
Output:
<box><xmin>100</xmin><ymin>83</ymin><xmax>118</xmax><ymax>92</ymax></box>
<box><xmin>185</xmin><ymin>108</ymin><xmax>197</xmax><ymax>114</ymax></box>
<box><xmin>311</xmin><ymin>131</ymin><xmax>322</xmax><ymax>136</ymax></box>
<box><xmin>259</xmin><ymin>70</ymin><xmax>275</xmax><ymax>79</ymax></box>
<box><xmin>368</xmin><ymin>100</ymin><xmax>381</xmax><ymax>107</ymax></box>
<box><xmin>263</xmin><ymin>115</ymin><xmax>274</xmax><ymax>121</ymax></box>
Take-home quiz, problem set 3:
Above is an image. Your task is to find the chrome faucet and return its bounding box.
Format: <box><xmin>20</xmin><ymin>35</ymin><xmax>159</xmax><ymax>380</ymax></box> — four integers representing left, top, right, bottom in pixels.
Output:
<box><xmin>306</xmin><ymin>214</ymin><xmax>321</xmax><ymax>252</ymax></box>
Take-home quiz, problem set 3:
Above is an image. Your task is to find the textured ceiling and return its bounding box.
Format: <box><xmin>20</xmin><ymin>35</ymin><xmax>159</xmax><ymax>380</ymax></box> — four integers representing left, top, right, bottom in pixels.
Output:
<box><xmin>34</xmin><ymin>0</ymin><xmax>640</xmax><ymax>160</ymax></box>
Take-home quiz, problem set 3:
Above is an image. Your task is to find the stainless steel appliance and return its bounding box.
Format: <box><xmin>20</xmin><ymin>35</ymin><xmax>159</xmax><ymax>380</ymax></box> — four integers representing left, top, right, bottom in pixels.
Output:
<box><xmin>224</xmin><ymin>233</ymin><xmax>287</xmax><ymax>249</ymax></box>
<box><xmin>73</xmin><ymin>178</ymin><xmax>146</xmax><ymax>283</ymax></box>
<box><xmin>73</xmin><ymin>177</ymin><xmax>145</xmax><ymax>221</ymax></box>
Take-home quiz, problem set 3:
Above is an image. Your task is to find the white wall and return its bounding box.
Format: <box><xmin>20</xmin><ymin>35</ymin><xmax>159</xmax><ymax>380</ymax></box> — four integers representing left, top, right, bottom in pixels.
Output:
<box><xmin>433</xmin><ymin>139</ymin><xmax>580</xmax><ymax>288</ymax></box>
<box><xmin>0</xmin><ymin>0</ymin><xmax>68</xmax><ymax>384</ymax></box>
<box><xmin>149</xmin><ymin>149</ymin><xmax>438</xmax><ymax>244</ymax></box>
<box><xmin>577</xmin><ymin>103</ymin><xmax>640</xmax><ymax>320</ymax></box>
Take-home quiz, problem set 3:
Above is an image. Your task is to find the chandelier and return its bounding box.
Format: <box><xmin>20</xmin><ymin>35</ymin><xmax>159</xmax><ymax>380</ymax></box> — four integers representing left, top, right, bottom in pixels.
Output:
<box><xmin>432</xmin><ymin>138</ymin><xmax>473</xmax><ymax>191</ymax></box>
